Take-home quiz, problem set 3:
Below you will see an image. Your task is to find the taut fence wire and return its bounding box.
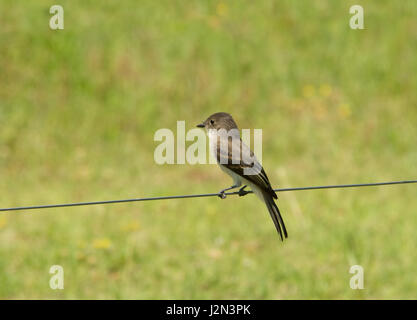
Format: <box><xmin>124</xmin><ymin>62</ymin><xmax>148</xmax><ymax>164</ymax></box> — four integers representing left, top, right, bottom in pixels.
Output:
<box><xmin>1</xmin><ymin>180</ymin><xmax>416</xmax><ymax>213</ymax></box>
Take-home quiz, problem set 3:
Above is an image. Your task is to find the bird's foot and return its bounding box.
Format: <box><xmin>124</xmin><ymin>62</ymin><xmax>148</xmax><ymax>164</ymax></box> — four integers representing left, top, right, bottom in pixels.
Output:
<box><xmin>218</xmin><ymin>184</ymin><xmax>240</xmax><ymax>199</ymax></box>
<box><xmin>238</xmin><ymin>185</ymin><xmax>249</xmax><ymax>197</ymax></box>
<box><xmin>218</xmin><ymin>190</ymin><xmax>227</xmax><ymax>199</ymax></box>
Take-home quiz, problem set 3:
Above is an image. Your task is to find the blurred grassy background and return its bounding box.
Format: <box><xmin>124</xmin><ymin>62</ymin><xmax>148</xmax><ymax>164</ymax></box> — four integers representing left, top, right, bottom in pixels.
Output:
<box><xmin>0</xmin><ymin>0</ymin><xmax>416</xmax><ymax>299</ymax></box>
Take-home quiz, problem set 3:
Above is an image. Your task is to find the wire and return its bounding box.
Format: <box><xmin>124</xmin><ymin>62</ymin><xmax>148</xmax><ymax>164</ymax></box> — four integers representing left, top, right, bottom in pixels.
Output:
<box><xmin>0</xmin><ymin>180</ymin><xmax>416</xmax><ymax>213</ymax></box>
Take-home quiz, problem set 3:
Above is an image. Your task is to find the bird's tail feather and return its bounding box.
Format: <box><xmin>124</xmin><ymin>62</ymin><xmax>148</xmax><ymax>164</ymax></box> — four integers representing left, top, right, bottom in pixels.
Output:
<box><xmin>263</xmin><ymin>193</ymin><xmax>288</xmax><ymax>241</ymax></box>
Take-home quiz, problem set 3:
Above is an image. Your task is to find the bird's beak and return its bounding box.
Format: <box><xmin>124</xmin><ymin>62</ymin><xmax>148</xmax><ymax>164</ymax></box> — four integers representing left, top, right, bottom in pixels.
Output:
<box><xmin>196</xmin><ymin>122</ymin><xmax>205</xmax><ymax>128</ymax></box>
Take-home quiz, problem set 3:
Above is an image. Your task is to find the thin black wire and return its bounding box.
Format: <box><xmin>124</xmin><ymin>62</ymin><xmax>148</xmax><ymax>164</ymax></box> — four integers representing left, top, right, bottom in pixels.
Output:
<box><xmin>0</xmin><ymin>180</ymin><xmax>416</xmax><ymax>213</ymax></box>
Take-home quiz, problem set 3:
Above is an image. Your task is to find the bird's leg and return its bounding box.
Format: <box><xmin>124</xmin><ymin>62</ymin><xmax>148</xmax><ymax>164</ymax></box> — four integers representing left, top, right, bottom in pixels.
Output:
<box><xmin>238</xmin><ymin>185</ymin><xmax>249</xmax><ymax>197</ymax></box>
<box><xmin>218</xmin><ymin>184</ymin><xmax>240</xmax><ymax>199</ymax></box>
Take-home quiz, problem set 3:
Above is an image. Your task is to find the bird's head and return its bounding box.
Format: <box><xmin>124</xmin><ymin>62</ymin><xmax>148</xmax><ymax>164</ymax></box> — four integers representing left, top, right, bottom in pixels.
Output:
<box><xmin>196</xmin><ymin>112</ymin><xmax>238</xmax><ymax>131</ymax></box>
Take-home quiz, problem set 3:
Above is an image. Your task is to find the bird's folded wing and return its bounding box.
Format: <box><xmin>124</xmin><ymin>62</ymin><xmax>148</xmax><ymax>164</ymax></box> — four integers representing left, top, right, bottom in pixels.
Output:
<box><xmin>216</xmin><ymin>137</ymin><xmax>275</xmax><ymax>195</ymax></box>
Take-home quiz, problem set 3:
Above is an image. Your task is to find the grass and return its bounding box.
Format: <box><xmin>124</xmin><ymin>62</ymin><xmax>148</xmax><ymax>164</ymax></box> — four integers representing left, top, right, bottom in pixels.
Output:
<box><xmin>0</xmin><ymin>0</ymin><xmax>416</xmax><ymax>299</ymax></box>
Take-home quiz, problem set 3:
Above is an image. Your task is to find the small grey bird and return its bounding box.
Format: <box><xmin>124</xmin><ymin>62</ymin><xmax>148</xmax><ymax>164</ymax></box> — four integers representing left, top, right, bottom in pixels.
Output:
<box><xmin>197</xmin><ymin>112</ymin><xmax>288</xmax><ymax>241</ymax></box>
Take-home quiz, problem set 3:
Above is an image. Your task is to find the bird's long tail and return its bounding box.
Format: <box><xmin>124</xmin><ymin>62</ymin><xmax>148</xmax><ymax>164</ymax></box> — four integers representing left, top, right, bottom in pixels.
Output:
<box><xmin>263</xmin><ymin>192</ymin><xmax>288</xmax><ymax>241</ymax></box>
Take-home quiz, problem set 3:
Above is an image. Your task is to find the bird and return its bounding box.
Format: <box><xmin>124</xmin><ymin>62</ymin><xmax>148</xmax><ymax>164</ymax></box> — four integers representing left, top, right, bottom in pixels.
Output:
<box><xmin>197</xmin><ymin>112</ymin><xmax>288</xmax><ymax>241</ymax></box>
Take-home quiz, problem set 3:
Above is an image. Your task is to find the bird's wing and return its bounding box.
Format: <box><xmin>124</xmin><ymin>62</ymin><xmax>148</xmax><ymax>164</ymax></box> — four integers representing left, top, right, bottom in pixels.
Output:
<box><xmin>215</xmin><ymin>136</ymin><xmax>277</xmax><ymax>198</ymax></box>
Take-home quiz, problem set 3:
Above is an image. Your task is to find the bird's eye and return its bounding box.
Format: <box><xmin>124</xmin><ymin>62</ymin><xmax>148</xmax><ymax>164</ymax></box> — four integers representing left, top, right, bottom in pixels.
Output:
<box><xmin>210</xmin><ymin>120</ymin><xmax>215</xmax><ymax>125</ymax></box>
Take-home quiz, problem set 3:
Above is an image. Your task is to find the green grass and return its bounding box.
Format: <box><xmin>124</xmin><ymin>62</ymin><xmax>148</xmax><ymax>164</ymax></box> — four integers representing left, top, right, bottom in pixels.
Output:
<box><xmin>0</xmin><ymin>0</ymin><xmax>416</xmax><ymax>299</ymax></box>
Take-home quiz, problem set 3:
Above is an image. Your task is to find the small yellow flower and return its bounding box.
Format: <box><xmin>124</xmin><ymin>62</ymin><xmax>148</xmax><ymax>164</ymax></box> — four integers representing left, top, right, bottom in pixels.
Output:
<box><xmin>216</xmin><ymin>3</ymin><xmax>228</xmax><ymax>17</ymax></box>
<box><xmin>92</xmin><ymin>238</ymin><xmax>112</xmax><ymax>250</ymax></box>
<box><xmin>338</xmin><ymin>103</ymin><xmax>352</xmax><ymax>118</ymax></box>
<box><xmin>0</xmin><ymin>216</ymin><xmax>7</xmax><ymax>229</ymax></box>
<box><xmin>319</xmin><ymin>84</ymin><xmax>332</xmax><ymax>97</ymax></box>
<box><xmin>302</xmin><ymin>85</ymin><xmax>315</xmax><ymax>98</ymax></box>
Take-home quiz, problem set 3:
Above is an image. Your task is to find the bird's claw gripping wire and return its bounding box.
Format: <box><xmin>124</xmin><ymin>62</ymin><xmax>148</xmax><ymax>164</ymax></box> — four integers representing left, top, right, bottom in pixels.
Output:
<box><xmin>238</xmin><ymin>185</ymin><xmax>249</xmax><ymax>197</ymax></box>
<box><xmin>217</xmin><ymin>184</ymin><xmax>239</xmax><ymax>199</ymax></box>
<box><xmin>218</xmin><ymin>191</ymin><xmax>227</xmax><ymax>199</ymax></box>
<box><xmin>218</xmin><ymin>185</ymin><xmax>249</xmax><ymax>199</ymax></box>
